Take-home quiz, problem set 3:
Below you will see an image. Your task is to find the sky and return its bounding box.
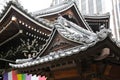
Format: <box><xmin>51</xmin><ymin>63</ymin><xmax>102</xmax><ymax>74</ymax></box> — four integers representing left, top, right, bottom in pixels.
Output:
<box><xmin>0</xmin><ymin>0</ymin><xmax>53</xmax><ymax>12</ymax></box>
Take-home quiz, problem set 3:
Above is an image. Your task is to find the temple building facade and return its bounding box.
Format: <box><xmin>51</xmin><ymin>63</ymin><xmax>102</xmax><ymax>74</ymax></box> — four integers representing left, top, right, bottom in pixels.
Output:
<box><xmin>0</xmin><ymin>0</ymin><xmax>120</xmax><ymax>80</ymax></box>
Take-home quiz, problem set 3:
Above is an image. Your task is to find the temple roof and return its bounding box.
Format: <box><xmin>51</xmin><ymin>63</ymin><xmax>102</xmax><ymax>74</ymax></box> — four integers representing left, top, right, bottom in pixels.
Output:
<box><xmin>9</xmin><ymin>19</ymin><xmax>119</xmax><ymax>68</ymax></box>
<box><xmin>32</xmin><ymin>16</ymin><xmax>98</xmax><ymax>57</ymax></box>
<box><xmin>0</xmin><ymin>1</ymin><xmax>52</xmax><ymax>31</ymax></box>
<box><xmin>0</xmin><ymin>1</ymin><xmax>54</xmax><ymax>46</ymax></box>
<box><xmin>32</xmin><ymin>0</ymin><xmax>76</xmax><ymax>17</ymax></box>
<box><xmin>1</xmin><ymin>0</ymin><xmax>119</xmax><ymax>70</ymax></box>
<box><xmin>32</xmin><ymin>0</ymin><xmax>92</xmax><ymax>31</ymax></box>
<box><xmin>0</xmin><ymin>1</ymin><xmax>52</xmax><ymax>69</ymax></box>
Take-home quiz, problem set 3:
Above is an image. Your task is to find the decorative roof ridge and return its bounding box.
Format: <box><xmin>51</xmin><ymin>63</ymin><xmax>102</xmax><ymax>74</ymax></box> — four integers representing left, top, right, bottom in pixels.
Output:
<box><xmin>59</xmin><ymin>16</ymin><xmax>96</xmax><ymax>36</ymax></box>
<box><xmin>32</xmin><ymin>1</ymin><xmax>73</xmax><ymax>16</ymax></box>
<box><xmin>33</xmin><ymin>0</ymin><xmax>80</xmax><ymax>17</ymax></box>
<box><xmin>9</xmin><ymin>28</ymin><xmax>114</xmax><ymax>68</ymax></box>
<box><xmin>32</xmin><ymin>1</ymin><xmax>74</xmax><ymax>18</ymax></box>
<box><xmin>54</xmin><ymin>16</ymin><xmax>98</xmax><ymax>44</ymax></box>
<box><xmin>0</xmin><ymin>1</ymin><xmax>52</xmax><ymax>31</ymax></box>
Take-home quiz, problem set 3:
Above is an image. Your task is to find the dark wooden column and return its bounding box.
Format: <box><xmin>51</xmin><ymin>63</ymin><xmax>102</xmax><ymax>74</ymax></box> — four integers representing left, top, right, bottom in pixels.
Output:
<box><xmin>74</xmin><ymin>59</ymin><xmax>83</xmax><ymax>80</ymax></box>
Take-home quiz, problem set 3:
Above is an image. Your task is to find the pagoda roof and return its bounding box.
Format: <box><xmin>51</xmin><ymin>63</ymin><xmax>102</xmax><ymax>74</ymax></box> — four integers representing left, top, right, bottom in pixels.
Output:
<box><xmin>32</xmin><ymin>1</ymin><xmax>75</xmax><ymax>17</ymax></box>
<box><xmin>9</xmin><ymin>19</ymin><xmax>120</xmax><ymax>68</ymax></box>
<box><xmin>32</xmin><ymin>0</ymin><xmax>92</xmax><ymax>31</ymax></box>
<box><xmin>0</xmin><ymin>1</ymin><xmax>52</xmax><ymax>31</ymax></box>
<box><xmin>33</xmin><ymin>16</ymin><xmax>98</xmax><ymax>57</ymax></box>
<box><xmin>0</xmin><ymin>2</ymin><xmax>52</xmax><ymax>69</ymax></box>
<box><xmin>0</xmin><ymin>1</ymin><xmax>54</xmax><ymax>46</ymax></box>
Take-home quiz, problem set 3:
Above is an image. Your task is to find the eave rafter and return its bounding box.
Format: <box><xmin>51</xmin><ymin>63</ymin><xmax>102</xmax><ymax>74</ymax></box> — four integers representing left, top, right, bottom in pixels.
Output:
<box><xmin>0</xmin><ymin>1</ymin><xmax>52</xmax><ymax>33</ymax></box>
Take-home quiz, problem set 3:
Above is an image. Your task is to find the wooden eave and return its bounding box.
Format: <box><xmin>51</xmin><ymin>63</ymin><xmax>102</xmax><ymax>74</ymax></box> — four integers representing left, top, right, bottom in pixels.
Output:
<box><xmin>0</xmin><ymin>2</ymin><xmax>51</xmax><ymax>35</ymax></box>
<box><xmin>0</xmin><ymin>21</ymin><xmax>49</xmax><ymax>47</ymax></box>
<box><xmin>84</xmin><ymin>15</ymin><xmax>110</xmax><ymax>30</ymax></box>
<box><xmin>15</xmin><ymin>41</ymin><xmax>98</xmax><ymax>75</ymax></box>
<box><xmin>16</xmin><ymin>36</ymin><xmax>120</xmax><ymax>75</ymax></box>
<box><xmin>84</xmin><ymin>15</ymin><xmax>110</xmax><ymax>23</ymax></box>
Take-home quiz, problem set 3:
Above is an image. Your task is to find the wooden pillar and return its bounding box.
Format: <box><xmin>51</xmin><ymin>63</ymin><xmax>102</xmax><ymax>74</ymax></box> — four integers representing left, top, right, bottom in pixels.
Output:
<box><xmin>104</xmin><ymin>64</ymin><xmax>112</xmax><ymax>76</ymax></box>
<box><xmin>74</xmin><ymin>59</ymin><xmax>83</xmax><ymax>80</ymax></box>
